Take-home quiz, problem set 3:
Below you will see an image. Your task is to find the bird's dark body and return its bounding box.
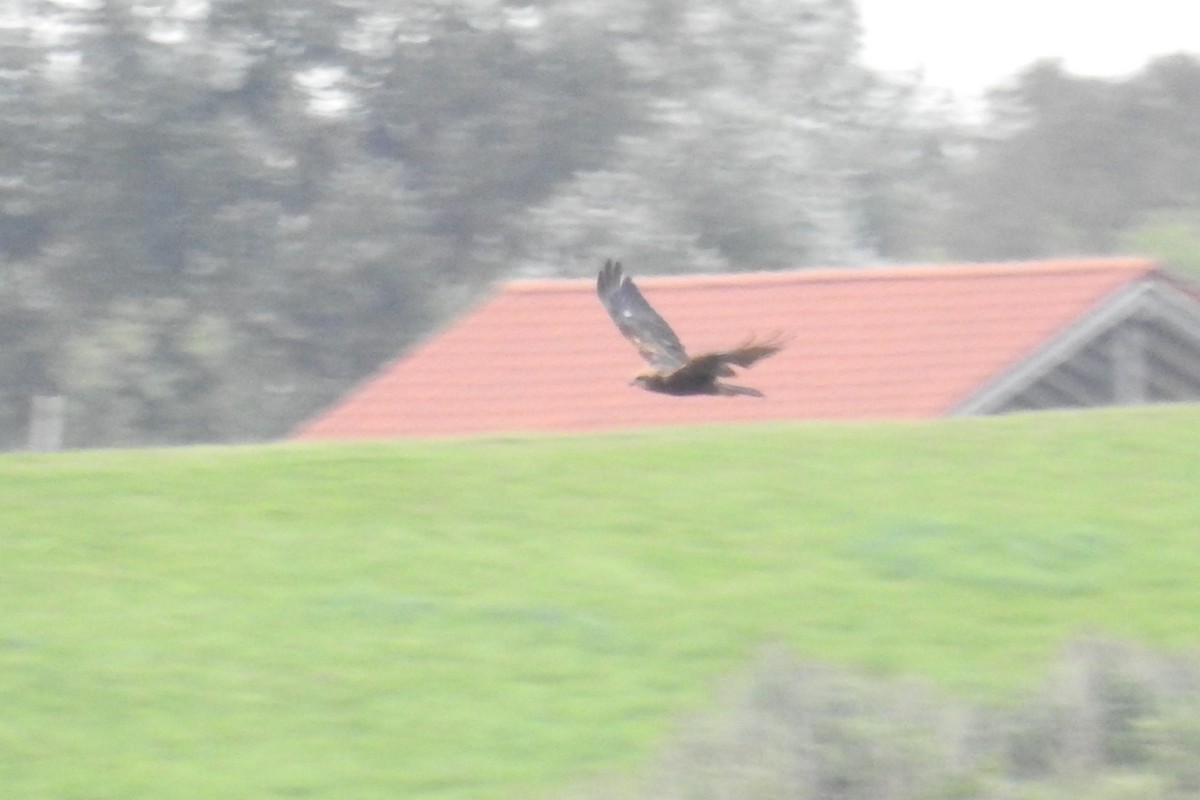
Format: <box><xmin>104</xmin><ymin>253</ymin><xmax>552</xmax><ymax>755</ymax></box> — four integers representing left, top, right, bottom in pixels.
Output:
<box><xmin>633</xmin><ymin>372</ymin><xmax>763</xmax><ymax>397</ymax></box>
<box><xmin>596</xmin><ymin>259</ymin><xmax>783</xmax><ymax>397</ymax></box>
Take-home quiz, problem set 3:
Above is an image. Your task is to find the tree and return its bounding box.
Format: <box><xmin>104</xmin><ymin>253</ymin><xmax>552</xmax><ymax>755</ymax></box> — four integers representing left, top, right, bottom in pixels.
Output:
<box><xmin>515</xmin><ymin>0</ymin><xmax>939</xmax><ymax>274</ymax></box>
<box><xmin>0</xmin><ymin>0</ymin><xmax>957</xmax><ymax>447</ymax></box>
<box><xmin>1118</xmin><ymin>210</ymin><xmax>1200</xmax><ymax>279</ymax></box>
<box><xmin>940</xmin><ymin>54</ymin><xmax>1200</xmax><ymax>260</ymax></box>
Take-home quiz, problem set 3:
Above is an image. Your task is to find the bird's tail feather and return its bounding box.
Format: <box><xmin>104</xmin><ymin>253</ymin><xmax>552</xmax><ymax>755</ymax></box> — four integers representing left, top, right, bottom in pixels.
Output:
<box><xmin>715</xmin><ymin>382</ymin><xmax>764</xmax><ymax>398</ymax></box>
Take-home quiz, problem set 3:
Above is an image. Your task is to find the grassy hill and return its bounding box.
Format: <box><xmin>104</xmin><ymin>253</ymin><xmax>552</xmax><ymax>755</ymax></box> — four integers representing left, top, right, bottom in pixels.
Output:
<box><xmin>3</xmin><ymin>406</ymin><xmax>1199</xmax><ymax>799</ymax></box>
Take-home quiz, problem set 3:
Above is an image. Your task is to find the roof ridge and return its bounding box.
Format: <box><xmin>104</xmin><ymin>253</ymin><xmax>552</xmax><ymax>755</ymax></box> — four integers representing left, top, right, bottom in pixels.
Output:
<box><xmin>507</xmin><ymin>257</ymin><xmax>1159</xmax><ymax>293</ymax></box>
<box><xmin>295</xmin><ymin>253</ymin><xmax>1191</xmax><ymax>440</ymax></box>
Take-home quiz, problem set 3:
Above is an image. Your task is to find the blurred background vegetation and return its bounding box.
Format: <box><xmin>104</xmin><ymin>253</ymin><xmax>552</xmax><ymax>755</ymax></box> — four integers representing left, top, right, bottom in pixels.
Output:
<box><xmin>565</xmin><ymin>638</ymin><xmax>1200</xmax><ymax>800</ymax></box>
<box><xmin>3</xmin><ymin>0</ymin><xmax>1200</xmax><ymax>448</ymax></box>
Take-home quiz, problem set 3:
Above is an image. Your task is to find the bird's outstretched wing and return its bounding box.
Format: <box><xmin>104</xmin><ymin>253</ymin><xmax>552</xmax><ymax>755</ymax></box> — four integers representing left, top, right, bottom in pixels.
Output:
<box><xmin>597</xmin><ymin>259</ymin><xmax>688</xmax><ymax>371</ymax></box>
<box><xmin>665</xmin><ymin>334</ymin><xmax>786</xmax><ymax>382</ymax></box>
<box><xmin>714</xmin><ymin>334</ymin><xmax>786</xmax><ymax>368</ymax></box>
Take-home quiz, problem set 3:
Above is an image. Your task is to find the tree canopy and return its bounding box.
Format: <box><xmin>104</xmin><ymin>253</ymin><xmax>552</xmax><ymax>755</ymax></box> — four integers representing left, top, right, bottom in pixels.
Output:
<box><xmin>2</xmin><ymin>1</ymin><xmax>1198</xmax><ymax>447</ymax></box>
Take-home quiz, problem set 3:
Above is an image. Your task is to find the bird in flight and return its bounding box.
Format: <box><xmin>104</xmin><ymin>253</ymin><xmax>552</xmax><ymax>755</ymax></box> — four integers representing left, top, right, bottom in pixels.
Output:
<box><xmin>596</xmin><ymin>259</ymin><xmax>784</xmax><ymax>397</ymax></box>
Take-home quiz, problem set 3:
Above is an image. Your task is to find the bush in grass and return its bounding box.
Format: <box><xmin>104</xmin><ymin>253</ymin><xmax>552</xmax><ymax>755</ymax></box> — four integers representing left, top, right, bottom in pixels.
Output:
<box><xmin>644</xmin><ymin>648</ymin><xmax>984</xmax><ymax>800</ymax></box>
<box><xmin>564</xmin><ymin>638</ymin><xmax>1200</xmax><ymax>800</ymax></box>
<box><xmin>1005</xmin><ymin>638</ymin><xmax>1188</xmax><ymax>778</ymax></box>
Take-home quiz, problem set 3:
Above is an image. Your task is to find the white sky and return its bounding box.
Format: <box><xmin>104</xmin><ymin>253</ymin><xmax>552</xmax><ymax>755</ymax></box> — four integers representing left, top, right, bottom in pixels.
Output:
<box><xmin>857</xmin><ymin>0</ymin><xmax>1200</xmax><ymax>101</ymax></box>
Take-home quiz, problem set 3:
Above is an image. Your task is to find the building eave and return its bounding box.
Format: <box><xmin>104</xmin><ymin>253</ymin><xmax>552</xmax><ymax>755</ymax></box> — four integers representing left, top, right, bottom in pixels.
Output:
<box><xmin>951</xmin><ymin>274</ymin><xmax>1200</xmax><ymax>416</ymax></box>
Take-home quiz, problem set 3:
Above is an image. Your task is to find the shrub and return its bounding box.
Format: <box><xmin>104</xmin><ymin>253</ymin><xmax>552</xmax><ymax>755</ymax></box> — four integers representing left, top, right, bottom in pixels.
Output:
<box><xmin>563</xmin><ymin>638</ymin><xmax>1200</xmax><ymax>800</ymax></box>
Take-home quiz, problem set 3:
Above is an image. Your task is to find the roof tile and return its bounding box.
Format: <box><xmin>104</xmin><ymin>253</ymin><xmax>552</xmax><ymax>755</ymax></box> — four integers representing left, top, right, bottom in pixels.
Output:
<box><xmin>293</xmin><ymin>258</ymin><xmax>1158</xmax><ymax>439</ymax></box>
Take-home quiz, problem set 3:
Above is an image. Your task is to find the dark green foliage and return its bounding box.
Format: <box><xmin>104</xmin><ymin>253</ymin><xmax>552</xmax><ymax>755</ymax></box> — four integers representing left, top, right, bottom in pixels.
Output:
<box><xmin>941</xmin><ymin>55</ymin><xmax>1200</xmax><ymax>261</ymax></box>
<box><xmin>5</xmin><ymin>1</ymin><xmax>1200</xmax><ymax>448</ymax></box>
<box><xmin>1119</xmin><ymin>210</ymin><xmax>1200</xmax><ymax>279</ymax></box>
<box><xmin>0</xmin><ymin>1</ymin><xmax>639</xmax><ymax>446</ymax></box>
<box><xmin>0</xmin><ymin>0</ymin><xmax>942</xmax><ymax>447</ymax></box>
<box><xmin>574</xmin><ymin>639</ymin><xmax>1200</xmax><ymax>800</ymax></box>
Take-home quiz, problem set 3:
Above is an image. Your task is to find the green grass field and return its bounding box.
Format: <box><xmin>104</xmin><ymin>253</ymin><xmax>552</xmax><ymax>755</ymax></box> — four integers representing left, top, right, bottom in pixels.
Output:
<box><xmin>3</xmin><ymin>406</ymin><xmax>1199</xmax><ymax>799</ymax></box>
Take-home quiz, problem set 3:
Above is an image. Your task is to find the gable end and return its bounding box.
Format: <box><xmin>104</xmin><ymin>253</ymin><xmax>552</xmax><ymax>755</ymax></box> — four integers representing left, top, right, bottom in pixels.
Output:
<box><xmin>952</xmin><ymin>278</ymin><xmax>1200</xmax><ymax>415</ymax></box>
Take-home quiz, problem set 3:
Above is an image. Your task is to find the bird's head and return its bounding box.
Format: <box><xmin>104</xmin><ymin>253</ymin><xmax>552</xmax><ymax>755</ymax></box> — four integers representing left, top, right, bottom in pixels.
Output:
<box><xmin>630</xmin><ymin>374</ymin><xmax>657</xmax><ymax>391</ymax></box>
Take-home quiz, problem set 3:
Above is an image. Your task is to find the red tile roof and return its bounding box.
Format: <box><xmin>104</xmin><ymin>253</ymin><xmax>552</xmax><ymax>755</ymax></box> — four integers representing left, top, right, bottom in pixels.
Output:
<box><xmin>293</xmin><ymin>257</ymin><xmax>1159</xmax><ymax>439</ymax></box>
